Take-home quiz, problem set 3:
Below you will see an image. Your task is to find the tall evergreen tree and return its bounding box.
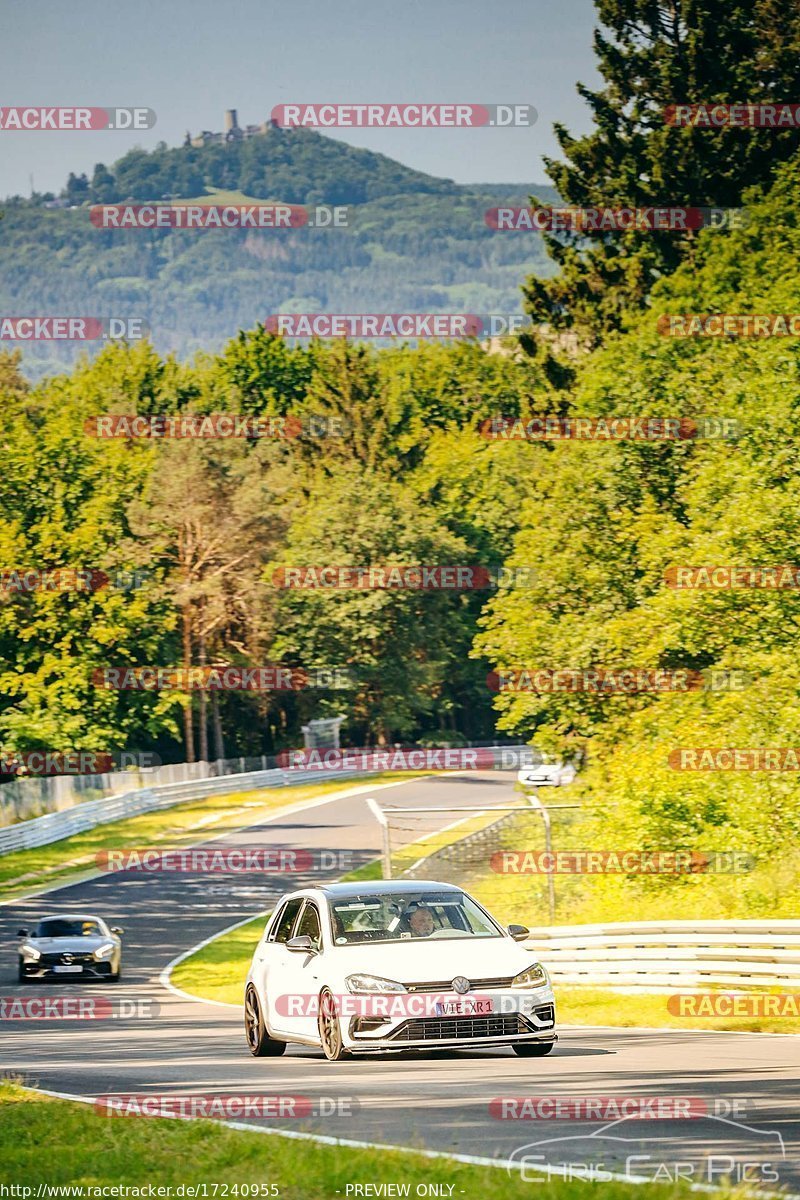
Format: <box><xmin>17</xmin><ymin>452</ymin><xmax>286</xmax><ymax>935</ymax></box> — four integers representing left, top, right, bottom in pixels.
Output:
<box><xmin>523</xmin><ymin>0</ymin><xmax>800</xmax><ymax>379</ymax></box>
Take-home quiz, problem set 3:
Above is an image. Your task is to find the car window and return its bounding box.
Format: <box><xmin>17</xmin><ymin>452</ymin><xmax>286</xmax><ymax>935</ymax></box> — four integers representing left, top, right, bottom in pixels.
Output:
<box><xmin>35</xmin><ymin>919</ymin><xmax>104</xmax><ymax>938</ymax></box>
<box><xmin>269</xmin><ymin>898</ymin><xmax>304</xmax><ymax>942</ymax></box>
<box><xmin>295</xmin><ymin>900</ymin><xmax>322</xmax><ymax>949</ymax></box>
<box><xmin>328</xmin><ymin>891</ymin><xmax>503</xmax><ymax>945</ymax></box>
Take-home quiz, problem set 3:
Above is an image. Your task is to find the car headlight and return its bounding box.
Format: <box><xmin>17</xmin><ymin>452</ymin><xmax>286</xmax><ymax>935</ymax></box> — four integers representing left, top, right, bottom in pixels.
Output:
<box><xmin>345</xmin><ymin>974</ymin><xmax>407</xmax><ymax>994</ymax></box>
<box><xmin>20</xmin><ymin>944</ymin><xmax>41</xmax><ymax>961</ymax></box>
<box><xmin>94</xmin><ymin>943</ymin><xmax>116</xmax><ymax>960</ymax></box>
<box><xmin>512</xmin><ymin>962</ymin><xmax>549</xmax><ymax>989</ymax></box>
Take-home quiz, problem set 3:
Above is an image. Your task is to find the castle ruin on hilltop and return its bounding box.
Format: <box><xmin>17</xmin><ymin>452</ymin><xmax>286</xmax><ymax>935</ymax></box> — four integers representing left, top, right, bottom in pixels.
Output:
<box><xmin>184</xmin><ymin>110</ymin><xmax>283</xmax><ymax>148</ymax></box>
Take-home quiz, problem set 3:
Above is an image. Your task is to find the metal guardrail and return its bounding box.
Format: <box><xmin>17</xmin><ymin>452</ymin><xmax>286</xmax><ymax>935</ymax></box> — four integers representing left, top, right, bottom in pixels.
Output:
<box><xmin>525</xmin><ymin>920</ymin><xmax>800</xmax><ymax>989</ymax></box>
<box><xmin>0</xmin><ymin>767</ymin><xmax>364</xmax><ymax>857</ymax></box>
<box><xmin>0</xmin><ymin>756</ymin><xmax>290</xmax><ymax>825</ymax></box>
<box><xmin>0</xmin><ymin>746</ymin><xmax>527</xmax><ymax>857</ymax></box>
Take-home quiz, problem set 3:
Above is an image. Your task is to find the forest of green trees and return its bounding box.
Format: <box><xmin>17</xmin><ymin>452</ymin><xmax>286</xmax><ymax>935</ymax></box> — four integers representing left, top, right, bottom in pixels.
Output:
<box><xmin>3</xmin><ymin>0</ymin><xmax>800</xmax><ymax>911</ymax></box>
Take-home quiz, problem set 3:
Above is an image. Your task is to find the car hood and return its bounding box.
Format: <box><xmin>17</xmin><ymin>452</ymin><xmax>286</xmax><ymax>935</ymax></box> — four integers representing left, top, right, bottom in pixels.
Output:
<box><xmin>326</xmin><ymin>937</ymin><xmax>541</xmax><ymax>984</ymax></box>
<box><xmin>29</xmin><ymin>936</ymin><xmax>110</xmax><ymax>952</ymax></box>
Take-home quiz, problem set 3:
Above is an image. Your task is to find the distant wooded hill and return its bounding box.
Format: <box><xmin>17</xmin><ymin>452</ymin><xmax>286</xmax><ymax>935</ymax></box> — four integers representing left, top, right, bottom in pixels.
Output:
<box><xmin>0</xmin><ymin>126</ymin><xmax>557</xmax><ymax>378</ymax></box>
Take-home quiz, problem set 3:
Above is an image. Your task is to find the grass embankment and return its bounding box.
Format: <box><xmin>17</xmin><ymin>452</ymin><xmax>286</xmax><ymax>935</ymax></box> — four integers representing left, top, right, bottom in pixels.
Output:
<box><xmin>0</xmin><ymin>1081</ymin><xmax>716</xmax><ymax>1198</ymax></box>
<box><xmin>0</xmin><ymin>775</ymin><xmax>422</xmax><ymax>901</ymax></box>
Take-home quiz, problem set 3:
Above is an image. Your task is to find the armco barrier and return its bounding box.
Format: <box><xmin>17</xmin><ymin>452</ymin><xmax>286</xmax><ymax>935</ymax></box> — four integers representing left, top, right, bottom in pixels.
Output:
<box><xmin>525</xmin><ymin>920</ymin><xmax>800</xmax><ymax>989</ymax></box>
<box><xmin>0</xmin><ymin>746</ymin><xmax>528</xmax><ymax>857</ymax></box>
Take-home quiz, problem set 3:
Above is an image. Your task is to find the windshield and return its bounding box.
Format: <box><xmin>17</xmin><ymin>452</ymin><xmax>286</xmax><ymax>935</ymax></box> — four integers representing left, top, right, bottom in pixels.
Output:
<box><xmin>329</xmin><ymin>890</ymin><xmax>502</xmax><ymax>945</ymax></box>
<box><xmin>35</xmin><ymin>918</ymin><xmax>104</xmax><ymax>938</ymax></box>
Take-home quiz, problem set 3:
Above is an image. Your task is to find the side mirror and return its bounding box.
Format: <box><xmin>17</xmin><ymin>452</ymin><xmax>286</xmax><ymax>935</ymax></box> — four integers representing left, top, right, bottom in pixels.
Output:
<box><xmin>17</xmin><ymin>928</ymin><xmax>28</xmax><ymax>938</ymax></box>
<box><xmin>286</xmin><ymin>935</ymin><xmax>317</xmax><ymax>954</ymax></box>
<box><xmin>508</xmin><ymin>924</ymin><xmax>529</xmax><ymax>942</ymax></box>
<box><xmin>110</xmin><ymin>927</ymin><xmax>124</xmax><ymax>936</ymax></box>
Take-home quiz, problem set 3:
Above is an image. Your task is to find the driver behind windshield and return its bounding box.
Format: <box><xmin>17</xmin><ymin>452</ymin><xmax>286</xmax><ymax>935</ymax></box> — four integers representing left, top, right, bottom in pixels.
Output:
<box><xmin>407</xmin><ymin>904</ymin><xmax>435</xmax><ymax>937</ymax></box>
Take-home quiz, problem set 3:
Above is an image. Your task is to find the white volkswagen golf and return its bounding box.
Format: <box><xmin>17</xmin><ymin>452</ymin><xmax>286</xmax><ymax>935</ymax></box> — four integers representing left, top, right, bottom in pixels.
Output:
<box><xmin>244</xmin><ymin>880</ymin><xmax>556</xmax><ymax>1060</ymax></box>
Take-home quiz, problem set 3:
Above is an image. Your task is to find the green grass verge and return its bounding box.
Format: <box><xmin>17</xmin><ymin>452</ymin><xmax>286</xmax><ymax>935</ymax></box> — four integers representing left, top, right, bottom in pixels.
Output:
<box><xmin>0</xmin><ymin>1081</ymin><xmax>708</xmax><ymax>1197</ymax></box>
<box><xmin>0</xmin><ymin>774</ymin><xmax>422</xmax><ymax>901</ymax></box>
<box><xmin>172</xmin><ymin>914</ymin><xmax>266</xmax><ymax>1006</ymax></box>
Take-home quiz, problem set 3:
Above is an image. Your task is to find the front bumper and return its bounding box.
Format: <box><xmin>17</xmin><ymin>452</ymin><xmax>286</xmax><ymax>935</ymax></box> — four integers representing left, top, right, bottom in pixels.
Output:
<box><xmin>344</xmin><ymin>996</ymin><xmax>556</xmax><ymax>1052</ymax></box>
<box><xmin>21</xmin><ymin>958</ymin><xmax>115</xmax><ymax>979</ymax></box>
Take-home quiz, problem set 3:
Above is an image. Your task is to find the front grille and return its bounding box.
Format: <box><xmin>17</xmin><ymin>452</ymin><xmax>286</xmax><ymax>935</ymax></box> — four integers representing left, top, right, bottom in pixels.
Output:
<box><xmin>404</xmin><ymin>976</ymin><xmax>515</xmax><ymax>993</ymax></box>
<box><xmin>40</xmin><ymin>952</ymin><xmax>95</xmax><ymax>965</ymax></box>
<box><xmin>390</xmin><ymin>1013</ymin><xmax>532</xmax><ymax>1041</ymax></box>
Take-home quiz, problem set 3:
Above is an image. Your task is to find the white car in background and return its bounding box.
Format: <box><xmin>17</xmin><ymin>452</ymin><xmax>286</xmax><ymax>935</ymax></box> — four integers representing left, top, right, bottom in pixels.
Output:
<box><xmin>244</xmin><ymin>880</ymin><xmax>556</xmax><ymax>1060</ymax></box>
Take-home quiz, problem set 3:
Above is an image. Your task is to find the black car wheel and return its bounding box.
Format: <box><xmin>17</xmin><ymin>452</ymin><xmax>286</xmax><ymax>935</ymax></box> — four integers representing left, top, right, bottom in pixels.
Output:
<box><xmin>513</xmin><ymin>1041</ymin><xmax>554</xmax><ymax>1057</ymax></box>
<box><xmin>244</xmin><ymin>984</ymin><xmax>286</xmax><ymax>1057</ymax></box>
<box><xmin>17</xmin><ymin>957</ymin><xmax>25</xmax><ymax>984</ymax></box>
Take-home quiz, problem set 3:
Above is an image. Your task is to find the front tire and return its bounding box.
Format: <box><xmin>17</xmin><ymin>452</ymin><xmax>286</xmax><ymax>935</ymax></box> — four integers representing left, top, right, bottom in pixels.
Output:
<box><xmin>17</xmin><ymin>957</ymin><xmax>25</xmax><ymax>984</ymax></box>
<box><xmin>513</xmin><ymin>1040</ymin><xmax>555</xmax><ymax>1057</ymax></box>
<box><xmin>245</xmin><ymin>984</ymin><xmax>286</xmax><ymax>1057</ymax></box>
<box><xmin>318</xmin><ymin>987</ymin><xmax>349</xmax><ymax>1061</ymax></box>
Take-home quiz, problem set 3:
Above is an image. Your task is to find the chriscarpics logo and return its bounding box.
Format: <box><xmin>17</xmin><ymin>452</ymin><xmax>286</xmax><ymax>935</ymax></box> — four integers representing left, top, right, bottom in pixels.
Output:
<box><xmin>507</xmin><ymin>1112</ymin><xmax>786</xmax><ymax>1186</ymax></box>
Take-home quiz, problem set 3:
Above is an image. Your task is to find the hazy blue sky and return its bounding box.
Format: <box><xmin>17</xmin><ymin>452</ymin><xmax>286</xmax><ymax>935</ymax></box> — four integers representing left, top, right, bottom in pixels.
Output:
<box><xmin>1</xmin><ymin>0</ymin><xmax>601</xmax><ymax>198</ymax></box>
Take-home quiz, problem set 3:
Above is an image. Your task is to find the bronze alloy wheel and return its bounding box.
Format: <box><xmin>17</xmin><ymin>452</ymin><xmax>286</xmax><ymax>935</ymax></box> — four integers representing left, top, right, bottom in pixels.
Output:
<box><xmin>318</xmin><ymin>987</ymin><xmax>349</xmax><ymax>1060</ymax></box>
<box><xmin>244</xmin><ymin>984</ymin><xmax>286</xmax><ymax>1057</ymax></box>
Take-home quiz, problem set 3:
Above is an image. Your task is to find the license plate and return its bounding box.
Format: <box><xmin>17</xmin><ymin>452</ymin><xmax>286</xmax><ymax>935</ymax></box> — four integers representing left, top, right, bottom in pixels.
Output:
<box><xmin>435</xmin><ymin>998</ymin><xmax>493</xmax><ymax>1017</ymax></box>
<box><xmin>53</xmin><ymin>965</ymin><xmax>83</xmax><ymax>973</ymax></box>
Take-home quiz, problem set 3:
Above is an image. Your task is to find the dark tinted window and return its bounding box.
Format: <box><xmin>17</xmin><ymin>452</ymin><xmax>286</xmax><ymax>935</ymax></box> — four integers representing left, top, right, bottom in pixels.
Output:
<box><xmin>295</xmin><ymin>901</ymin><xmax>321</xmax><ymax>949</ymax></box>
<box><xmin>36</xmin><ymin>919</ymin><xmax>103</xmax><ymax>938</ymax></box>
<box><xmin>270</xmin><ymin>898</ymin><xmax>304</xmax><ymax>943</ymax></box>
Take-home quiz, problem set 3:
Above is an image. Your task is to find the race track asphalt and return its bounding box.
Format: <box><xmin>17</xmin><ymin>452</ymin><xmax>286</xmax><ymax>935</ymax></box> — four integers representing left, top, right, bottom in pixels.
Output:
<box><xmin>1</xmin><ymin>770</ymin><xmax>798</xmax><ymax>1192</ymax></box>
